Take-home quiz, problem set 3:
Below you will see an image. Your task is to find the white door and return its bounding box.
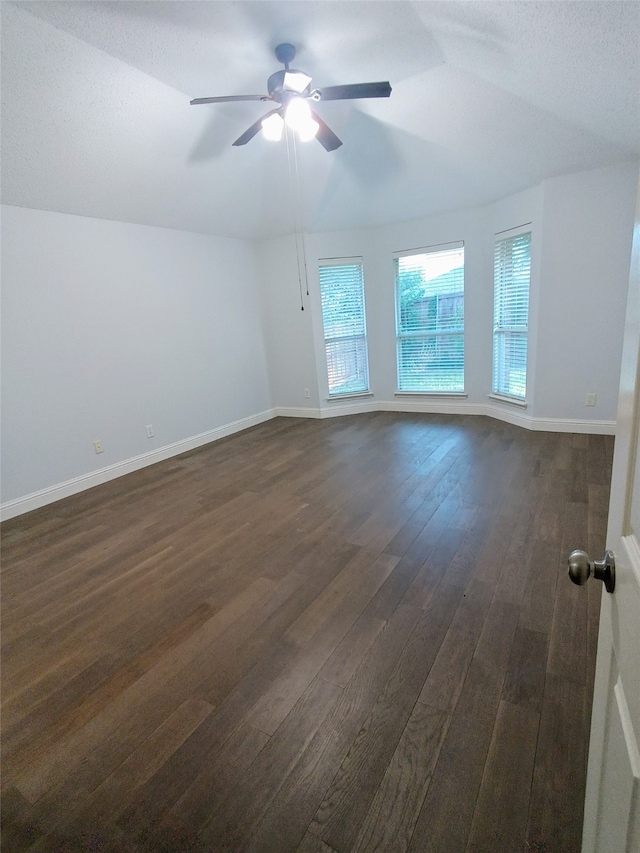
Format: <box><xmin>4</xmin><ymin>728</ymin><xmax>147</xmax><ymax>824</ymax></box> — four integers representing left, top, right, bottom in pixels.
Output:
<box><xmin>580</xmin><ymin>171</ymin><xmax>640</xmax><ymax>853</ymax></box>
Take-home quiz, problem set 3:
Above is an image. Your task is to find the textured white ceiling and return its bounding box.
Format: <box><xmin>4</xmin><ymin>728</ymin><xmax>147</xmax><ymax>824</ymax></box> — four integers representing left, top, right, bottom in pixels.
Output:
<box><xmin>2</xmin><ymin>1</ymin><xmax>639</xmax><ymax>240</ymax></box>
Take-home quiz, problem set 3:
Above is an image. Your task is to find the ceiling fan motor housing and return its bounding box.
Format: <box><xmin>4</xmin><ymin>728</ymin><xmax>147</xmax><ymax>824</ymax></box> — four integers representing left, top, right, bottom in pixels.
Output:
<box><xmin>267</xmin><ymin>69</ymin><xmax>310</xmax><ymax>102</ymax></box>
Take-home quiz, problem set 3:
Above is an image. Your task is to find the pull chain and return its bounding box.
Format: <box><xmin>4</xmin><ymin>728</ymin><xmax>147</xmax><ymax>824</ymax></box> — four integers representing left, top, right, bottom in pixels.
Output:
<box><xmin>285</xmin><ymin>126</ymin><xmax>308</xmax><ymax>310</ymax></box>
<box><xmin>292</xmin><ymin>133</ymin><xmax>310</xmax><ymax>297</ymax></box>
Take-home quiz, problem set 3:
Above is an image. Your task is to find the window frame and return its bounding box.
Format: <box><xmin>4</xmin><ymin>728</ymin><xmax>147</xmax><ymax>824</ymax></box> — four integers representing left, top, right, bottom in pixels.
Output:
<box><xmin>492</xmin><ymin>226</ymin><xmax>532</xmax><ymax>402</ymax></box>
<box><xmin>318</xmin><ymin>256</ymin><xmax>370</xmax><ymax>398</ymax></box>
<box><xmin>394</xmin><ymin>241</ymin><xmax>465</xmax><ymax>394</ymax></box>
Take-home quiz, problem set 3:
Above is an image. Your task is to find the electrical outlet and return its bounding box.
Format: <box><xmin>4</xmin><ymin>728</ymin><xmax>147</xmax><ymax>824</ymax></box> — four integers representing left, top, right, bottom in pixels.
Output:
<box><xmin>93</xmin><ymin>440</ymin><xmax>104</xmax><ymax>454</ymax></box>
<box><xmin>146</xmin><ymin>424</ymin><xmax>155</xmax><ymax>438</ymax></box>
<box><xmin>586</xmin><ymin>393</ymin><xmax>597</xmax><ymax>407</ymax></box>
<box><xmin>304</xmin><ymin>389</ymin><xmax>310</xmax><ymax>399</ymax></box>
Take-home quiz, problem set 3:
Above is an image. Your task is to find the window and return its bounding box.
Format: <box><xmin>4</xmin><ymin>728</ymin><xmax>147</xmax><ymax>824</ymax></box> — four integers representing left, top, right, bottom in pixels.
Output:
<box><xmin>493</xmin><ymin>230</ymin><xmax>531</xmax><ymax>399</ymax></box>
<box><xmin>395</xmin><ymin>243</ymin><xmax>465</xmax><ymax>392</ymax></box>
<box><xmin>319</xmin><ymin>258</ymin><xmax>369</xmax><ymax>397</ymax></box>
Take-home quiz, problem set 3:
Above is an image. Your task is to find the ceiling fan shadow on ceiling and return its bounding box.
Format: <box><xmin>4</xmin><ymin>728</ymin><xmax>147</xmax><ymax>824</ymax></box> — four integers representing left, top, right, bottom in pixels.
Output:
<box><xmin>190</xmin><ymin>43</ymin><xmax>392</xmax><ymax>151</ymax></box>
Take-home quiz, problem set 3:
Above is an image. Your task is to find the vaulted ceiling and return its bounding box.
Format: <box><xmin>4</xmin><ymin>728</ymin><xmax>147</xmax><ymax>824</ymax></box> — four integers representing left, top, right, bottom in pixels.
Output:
<box><xmin>2</xmin><ymin>1</ymin><xmax>639</xmax><ymax>241</ymax></box>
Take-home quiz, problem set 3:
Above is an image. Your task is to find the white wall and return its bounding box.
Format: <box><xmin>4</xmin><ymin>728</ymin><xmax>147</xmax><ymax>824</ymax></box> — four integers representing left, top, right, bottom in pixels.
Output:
<box><xmin>258</xmin><ymin>233</ymin><xmax>321</xmax><ymax>413</ymax></box>
<box><xmin>261</xmin><ymin>163</ymin><xmax>637</xmax><ymax>430</ymax></box>
<box><xmin>535</xmin><ymin>163</ymin><xmax>638</xmax><ymax>421</ymax></box>
<box><xmin>1</xmin><ymin>205</ymin><xmax>272</xmax><ymax>511</ymax></box>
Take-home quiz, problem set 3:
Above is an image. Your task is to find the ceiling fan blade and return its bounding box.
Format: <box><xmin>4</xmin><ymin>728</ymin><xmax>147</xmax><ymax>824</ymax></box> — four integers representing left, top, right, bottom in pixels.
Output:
<box><xmin>316</xmin><ymin>82</ymin><xmax>392</xmax><ymax>101</ymax></box>
<box><xmin>190</xmin><ymin>94</ymin><xmax>268</xmax><ymax>105</ymax></box>
<box><xmin>309</xmin><ymin>110</ymin><xmax>342</xmax><ymax>152</ymax></box>
<box><xmin>232</xmin><ymin>108</ymin><xmax>281</xmax><ymax>147</ymax></box>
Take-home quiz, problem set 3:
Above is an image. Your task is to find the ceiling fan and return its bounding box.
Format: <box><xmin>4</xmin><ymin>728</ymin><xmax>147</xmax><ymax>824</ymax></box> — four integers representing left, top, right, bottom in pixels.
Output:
<box><xmin>190</xmin><ymin>43</ymin><xmax>392</xmax><ymax>151</ymax></box>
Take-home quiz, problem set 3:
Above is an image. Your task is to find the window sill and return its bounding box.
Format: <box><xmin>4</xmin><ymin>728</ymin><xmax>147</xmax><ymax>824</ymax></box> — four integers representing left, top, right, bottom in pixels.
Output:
<box><xmin>395</xmin><ymin>391</ymin><xmax>468</xmax><ymax>398</ymax></box>
<box><xmin>488</xmin><ymin>393</ymin><xmax>528</xmax><ymax>409</ymax></box>
<box><xmin>327</xmin><ymin>391</ymin><xmax>374</xmax><ymax>402</ymax></box>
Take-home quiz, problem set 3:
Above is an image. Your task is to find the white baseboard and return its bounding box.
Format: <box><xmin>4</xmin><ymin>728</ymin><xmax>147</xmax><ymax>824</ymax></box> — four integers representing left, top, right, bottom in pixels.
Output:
<box><xmin>275</xmin><ymin>399</ymin><xmax>379</xmax><ymax>419</ymax></box>
<box><xmin>2</xmin><ymin>402</ymin><xmax>615</xmax><ymax>521</ymax></box>
<box><xmin>380</xmin><ymin>399</ymin><xmax>485</xmax><ymax>417</ymax></box>
<box><xmin>482</xmin><ymin>405</ymin><xmax>615</xmax><ymax>434</ymax></box>
<box><xmin>276</xmin><ymin>398</ymin><xmax>615</xmax><ymax>433</ymax></box>
<box><xmin>273</xmin><ymin>406</ymin><xmax>324</xmax><ymax>419</ymax></box>
<box><xmin>0</xmin><ymin>409</ymin><xmax>275</xmax><ymax>521</ymax></box>
<box><xmin>525</xmin><ymin>416</ymin><xmax>615</xmax><ymax>434</ymax></box>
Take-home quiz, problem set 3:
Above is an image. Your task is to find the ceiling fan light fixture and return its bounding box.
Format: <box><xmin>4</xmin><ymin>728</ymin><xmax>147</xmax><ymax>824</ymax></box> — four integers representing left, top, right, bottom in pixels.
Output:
<box><xmin>285</xmin><ymin>97</ymin><xmax>312</xmax><ymax>131</ymax></box>
<box><xmin>297</xmin><ymin>118</ymin><xmax>319</xmax><ymax>142</ymax></box>
<box><xmin>261</xmin><ymin>112</ymin><xmax>284</xmax><ymax>141</ymax></box>
<box><xmin>283</xmin><ymin>70</ymin><xmax>312</xmax><ymax>94</ymax></box>
<box><xmin>284</xmin><ymin>98</ymin><xmax>318</xmax><ymax>141</ymax></box>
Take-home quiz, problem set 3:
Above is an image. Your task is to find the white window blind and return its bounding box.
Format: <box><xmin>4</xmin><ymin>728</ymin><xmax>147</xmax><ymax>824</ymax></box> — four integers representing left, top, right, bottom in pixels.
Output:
<box><xmin>493</xmin><ymin>231</ymin><xmax>531</xmax><ymax>399</ymax></box>
<box><xmin>394</xmin><ymin>244</ymin><xmax>465</xmax><ymax>392</ymax></box>
<box><xmin>319</xmin><ymin>258</ymin><xmax>369</xmax><ymax>397</ymax></box>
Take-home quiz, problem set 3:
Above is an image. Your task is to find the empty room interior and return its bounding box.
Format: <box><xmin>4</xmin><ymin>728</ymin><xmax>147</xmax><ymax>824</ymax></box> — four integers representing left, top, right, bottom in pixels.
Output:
<box><xmin>2</xmin><ymin>2</ymin><xmax>640</xmax><ymax>852</ymax></box>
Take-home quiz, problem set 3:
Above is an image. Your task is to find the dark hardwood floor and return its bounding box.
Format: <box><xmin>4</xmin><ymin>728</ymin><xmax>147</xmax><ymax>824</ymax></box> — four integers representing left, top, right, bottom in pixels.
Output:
<box><xmin>0</xmin><ymin>413</ymin><xmax>613</xmax><ymax>853</ymax></box>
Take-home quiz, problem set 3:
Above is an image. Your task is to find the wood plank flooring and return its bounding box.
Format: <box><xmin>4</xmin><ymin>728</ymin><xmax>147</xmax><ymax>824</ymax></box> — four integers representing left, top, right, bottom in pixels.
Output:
<box><xmin>1</xmin><ymin>413</ymin><xmax>613</xmax><ymax>853</ymax></box>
